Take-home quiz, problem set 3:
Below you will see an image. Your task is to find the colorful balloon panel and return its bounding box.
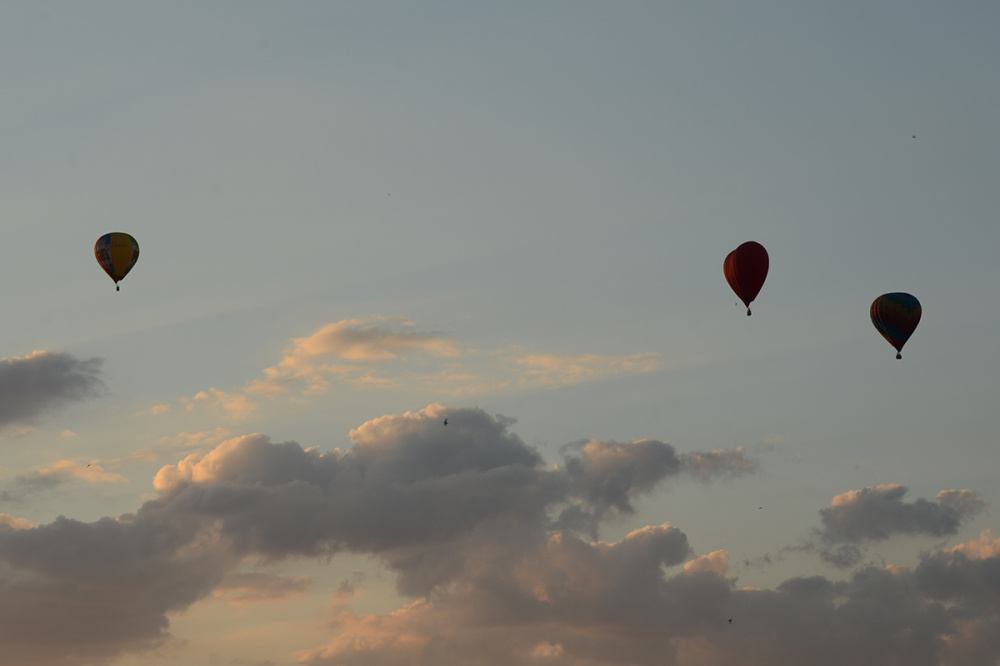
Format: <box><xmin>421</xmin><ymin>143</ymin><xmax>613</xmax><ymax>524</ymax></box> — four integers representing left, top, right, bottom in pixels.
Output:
<box><xmin>95</xmin><ymin>233</ymin><xmax>139</xmax><ymax>288</ymax></box>
<box><xmin>724</xmin><ymin>241</ymin><xmax>769</xmax><ymax>315</ymax></box>
<box><xmin>870</xmin><ymin>292</ymin><xmax>921</xmax><ymax>359</ymax></box>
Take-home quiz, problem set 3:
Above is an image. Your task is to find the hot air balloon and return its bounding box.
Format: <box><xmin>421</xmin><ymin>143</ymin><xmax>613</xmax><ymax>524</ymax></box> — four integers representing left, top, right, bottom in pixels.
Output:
<box><xmin>724</xmin><ymin>241</ymin><xmax>769</xmax><ymax>315</ymax></box>
<box><xmin>95</xmin><ymin>233</ymin><xmax>139</xmax><ymax>291</ymax></box>
<box><xmin>870</xmin><ymin>292</ymin><xmax>921</xmax><ymax>359</ymax></box>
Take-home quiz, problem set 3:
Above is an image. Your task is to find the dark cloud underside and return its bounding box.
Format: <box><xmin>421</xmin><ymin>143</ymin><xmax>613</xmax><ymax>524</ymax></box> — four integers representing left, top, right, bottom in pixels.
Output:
<box><xmin>0</xmin><ymin>352</ymin><xmax>104</xmax><ymax>428</ymax></box>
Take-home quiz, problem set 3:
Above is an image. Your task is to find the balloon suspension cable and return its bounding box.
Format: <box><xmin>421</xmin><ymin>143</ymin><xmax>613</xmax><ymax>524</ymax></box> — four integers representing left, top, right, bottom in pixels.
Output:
<box><xmin>896</xmin><ymin>352</ymin><xmax>902</xmax><ymax>360</ymax></box>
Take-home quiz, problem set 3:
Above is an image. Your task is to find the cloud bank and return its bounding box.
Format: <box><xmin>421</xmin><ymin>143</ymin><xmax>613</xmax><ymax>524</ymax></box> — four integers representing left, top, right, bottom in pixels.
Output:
<box><xmin>0</xmin><ymin>405</ymin><xmax>995</xmax><ymax>665</ymax></box>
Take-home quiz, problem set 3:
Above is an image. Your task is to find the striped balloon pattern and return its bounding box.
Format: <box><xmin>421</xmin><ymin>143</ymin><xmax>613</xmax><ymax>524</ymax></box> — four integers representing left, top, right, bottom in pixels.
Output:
<box><xmin>95</xmin><ymin>233</ymin><xmax>140</xmax><ymax>291</ymax></box>
<box><xmin>870</xmin><ymin>292</ymin><xmax>921</xmax><ymax>359</ymax></box>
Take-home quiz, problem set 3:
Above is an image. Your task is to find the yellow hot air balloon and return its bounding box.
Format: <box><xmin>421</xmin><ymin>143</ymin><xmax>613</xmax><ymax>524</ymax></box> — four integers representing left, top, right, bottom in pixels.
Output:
<box><xmin>94</xmin><ymin>233</ymin><xmax>139</xmax><ymax>291</ymax></box>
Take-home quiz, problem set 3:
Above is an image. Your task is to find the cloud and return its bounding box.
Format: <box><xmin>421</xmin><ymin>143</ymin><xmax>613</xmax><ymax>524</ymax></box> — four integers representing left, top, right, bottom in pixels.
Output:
<box><xmin>813</xmin><ymin>484</ymin><xmax>986</xmax><ymax>567</ymax></box>
<box><xmin>33</xmin><ymin>460</ymin><xmax>127</xmax><ymax>485</ymax></box>
<box><xmin>136</xmin><ymin>404</ymin><xmax>171</xmax><ymax>417</ymax></box>
<box><xmin>0</xmin><ymin>461</ymin><xmax>128</xmax><ymax>505</ymax></box>
<box><xmin>514</xmin><ymin>352</ymin><xmax>660</xmax><ymax>386</ymax></box>
<box><xmin>155</xmin><ymin>428</ymin><xmax>234</xmax><ymax>453</ymax></box>
<box><xmin>0</xmin><ymin>404</ymin><xmax>755</xmax><ymax>664</ymax></box>
<box><xmin>212</xmin><ymin>572</ymin><xmax>311</xmax><ymax>605</ymax></box>
<box><xmin>0</xmin><ymin>351</ymin><xmax>105</xmax><ymax>428</ymax></box>
<box><xmin>0</xmin><ymin>426</ymin><xmax>38</xmax><ymax>440</ymax></box>
<box><xmin>291</xmin><ymin>316</ymin><xmax>460</xmax><ymax>362</ymax></box>
<box><xmin>241</xmin><ymin>317</ymin><xmax>660</xmax><ymax>400</ymax></box>
<box><xmin>557</xmin><ymin>439</ymin><xmax>756</xmax><ymax>533</ymax></box>
<box><xmin>182</xmin><ymin>388</ymin><xmax>258</xmax><ymax>422</ymax></box>
<box><xmin>250</xmin><ymin>316</ymin><xmax>459</xmax><ymax>395</ymax></box>
<box><xmin>300</xmin><ymin>527</ymin><xmax>1000</xmax><ymax>666</ymax></box>
<box><xmin>0</xmin><ymin>512</ymin><xmax>236</xmax><ymax>665</ymax></box>
<box><xmin>0</xmin><ymin>514</ymin><xmax>32</xmax><ymax>531</ymax></box>
<box><xmin>6</xmin><ymin>405</ymin><xmax>1000</xmax><ymax>665</ymax></box>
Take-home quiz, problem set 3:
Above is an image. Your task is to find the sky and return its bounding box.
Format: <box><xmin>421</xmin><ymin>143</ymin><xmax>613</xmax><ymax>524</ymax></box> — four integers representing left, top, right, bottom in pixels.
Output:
<box><xmin>0</xmin><ymin>2</ymin><xmax>999</xmax><ymax>665</ymax></box>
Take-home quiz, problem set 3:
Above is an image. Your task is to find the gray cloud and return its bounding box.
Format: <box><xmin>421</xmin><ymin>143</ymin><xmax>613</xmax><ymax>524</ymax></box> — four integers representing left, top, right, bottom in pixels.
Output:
<box><xmin>0</xmin><ymin>404</ymin><xmax>754</xmax><ymax>663</ymax></box>
<box><xmin>299</xmin><ymin>528</ymin><xmax>1000</xmax><ymax>666</ymax></box>
<box><xmin>6</xmin><ymin>401</ymin><xmax>997</xmax><ymax>666</ymax></box>
<box><xmin>811</xmin><ymin>484</ymin><xmax>987</xmax><ymax>567</ymax></box>
<box><xmin>0</xmin><ymin>474</ymin><xmax>68</xmax><ymax>507</ymax></box>
<box><xmin>558</xmin><ymin>439</ymin><xmax>756</xmax><ymax>535</ymax></box>
<box><xmin>0</xmin><ymin>352</ymin><xmax>105</xmax><ymax>428</ymax></box>
<box><xmin>10</xmin><ymin>405</ymin><xmax>1000</xmax><ymax>666</ymax></box>
<box><xmin>0</xmin><ymin>511</ymin><xmax>234</xmax><ymax>665</ymax></box>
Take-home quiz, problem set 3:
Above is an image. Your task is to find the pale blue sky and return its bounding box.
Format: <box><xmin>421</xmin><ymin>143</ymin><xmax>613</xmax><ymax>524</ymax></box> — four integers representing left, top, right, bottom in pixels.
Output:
<box><xmin>0</xmin><ymin>3</ymin><xmax>998</xmax><ymax>665</ymax></box>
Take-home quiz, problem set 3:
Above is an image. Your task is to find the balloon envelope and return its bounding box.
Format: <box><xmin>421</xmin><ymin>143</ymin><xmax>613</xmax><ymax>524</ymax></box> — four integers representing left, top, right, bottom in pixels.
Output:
<box><xmin>724</xmin><ymin>241</ymin><xmax>769</xmax><ymax>315</ymax></box>
<box><xmin>870</xmin><ymin>292</ymin><xmax>921</xmax><ymax>359</ymax></box>
<box><xmin>95</xmin><ymin>233</ymin><xmax>139</xmax><ymax>288</ymax></box>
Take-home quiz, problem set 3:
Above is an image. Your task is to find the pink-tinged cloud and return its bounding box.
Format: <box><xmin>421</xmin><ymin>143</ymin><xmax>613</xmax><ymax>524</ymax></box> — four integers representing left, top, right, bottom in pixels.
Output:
<box><xmin>0</xmin><ymin>514</ymin><xmax>33</xmax><ymax>531</ymax></box>
<box><xmin>684</xmin><ymin>550</ymin><xmax>729</xmax><ymax>577</ymax></box>
<box><xmin>35</xmin><ymin>460</ymin><xmax>127</xmax><ymax>484</ymax></box>
<box><xmin>297</xmin><ymin>600</ymin><xmax>440</xmax><ymax>665</ymax></box>
<box><xmin>156</xmin><ymin>428</ymin><xmax>234</xmax><ymax>452</ymax></box>
<box><xmin>182</xmin><ymin>388</ymin><xmax>258</xmax><ymax>422</ymax></box>
<box><xmin>246</xmin><ymin>317</ymin><xmax>458</xmax><ymax>397</ymax></box>
<box><xmin>291</xmin><ymin>316</ymin><xmax>460</xmax><ymax>362</ymax></box>
<box><xmin>136</xmin><ymin>404</ymin><xmax>171</xmax><ymax>416</ymax></box>
<box><xmin>515</xmin><ymin>352</ymin><xmax>660</xmax><ymax>386</ymax></box>
<box><xmin>943</xmin><ymin>530</ymin><xmax>1000</xmax><ymax>561</ymax></box>
<box><xmin>242</xmin><ymin>318</ymin><xmax>661</xmax><ymax>399</ymax></box>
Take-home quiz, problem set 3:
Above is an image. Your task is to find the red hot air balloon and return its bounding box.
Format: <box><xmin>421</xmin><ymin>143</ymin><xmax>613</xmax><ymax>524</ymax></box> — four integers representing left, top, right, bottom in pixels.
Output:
<box><xmin>870</xmin><ymin>292</ymin><xmax>921</xmax><ymax>359</ymax></box>
<box><xmin>724</xmin><ymin>241</ymin><xmax>769</xmax><ymax>316</ymax></box>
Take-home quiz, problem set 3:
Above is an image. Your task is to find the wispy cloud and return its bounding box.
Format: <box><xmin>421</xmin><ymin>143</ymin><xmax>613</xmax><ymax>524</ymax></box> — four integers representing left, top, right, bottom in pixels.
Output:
<box><xmin>212</xmin><ymin>572</ymin><xmax>312</xmax><ymax>605</ymax></box>
<box><xmin>136</xmin><ymin>404</ymin><xmax>171</xmax><ymax>417</ymax></box>
<box><xmin>176</xmin><ymin>317</ymin><xmax>661</xmax><ymax>423</ymax></box>
<box><xmin>514</xmin><ymin>352</ymin><xmax>660</xmax><ymax>386</ymax></box>
<box><xmin>34</xmin><ymin>460</ymin><xmax>127</xmax><ymax>485</ymax></box>
<box><xmin>182</xmin><ymin>388</ymin><xmax>258</xmax><ymax>422</ymax></box>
